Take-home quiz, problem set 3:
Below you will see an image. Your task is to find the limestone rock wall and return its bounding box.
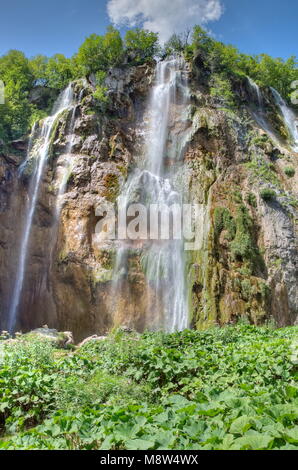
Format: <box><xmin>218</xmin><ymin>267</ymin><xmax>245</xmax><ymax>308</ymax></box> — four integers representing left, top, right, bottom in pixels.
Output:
<box><xmin>0</xmin><ymin>59</ymin><xmax>297</xmax><ymax>340</ymax></box>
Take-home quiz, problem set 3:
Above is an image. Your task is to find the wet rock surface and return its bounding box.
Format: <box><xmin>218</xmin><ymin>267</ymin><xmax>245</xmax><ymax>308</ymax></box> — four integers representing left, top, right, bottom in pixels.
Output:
<box><xmin>0</xmin><ymin>60</ymin><xmax>297</xmax><ymax>340</ymax></box>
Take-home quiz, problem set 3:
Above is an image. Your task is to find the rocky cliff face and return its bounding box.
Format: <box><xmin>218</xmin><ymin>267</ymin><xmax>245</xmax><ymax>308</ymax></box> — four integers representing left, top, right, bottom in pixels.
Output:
<box><xmin>0</xmin><ymin>58</ymin><xmax>297</xmax><ymax>340</ymax></box>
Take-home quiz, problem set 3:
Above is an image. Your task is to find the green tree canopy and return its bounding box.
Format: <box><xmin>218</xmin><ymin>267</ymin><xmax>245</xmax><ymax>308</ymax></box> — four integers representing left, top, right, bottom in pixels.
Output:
<box><xmin>163</xmin><ymin>32</ymin><xmax>189</xmax><ymax>56</ymax></box>
<box><xmin>0</xmin><ymin>50</ymin><xmax>35</xmax><ymax>141</ymax></box>
<box><xmin>77</xmin><ymin>34</ymin><xmax>107</xmax><ymax>74</ymax></box>
<box><xmin>76</xmin><ymin>27</ymin><xmax>123</xmax><ymax>75</ymax></box>
<box><xmin>30</xmin><ymin>55</ymin><xmax>49</xmax><ymax>86</ymax></box>
<box><xmin>0</xmin><ymin>24</ymin><xmax>297</xmax><ymax>143</ymax></box>
<box><xmin>124</xmin><ymin>29</ymin><xmax>159</xmax><ymax>64</ymax></box>
<box><xmin>103</xmin><ymin>26</ymin><xmax>124</xmax><ymax>66</ymax></box>
<box><xmin>189</xmin><ymin>25</ymin><xmax>298</xmax><ymax>103</ymax></box>
<box><xmin>44</xmin><ymin>54</ymin><xmax>76</xmax><ymax>89</ymax></box>
<box><xmin>0</xmin><ymin>50</ymin><xmax>33</xmax><ymax>91</ymax></box>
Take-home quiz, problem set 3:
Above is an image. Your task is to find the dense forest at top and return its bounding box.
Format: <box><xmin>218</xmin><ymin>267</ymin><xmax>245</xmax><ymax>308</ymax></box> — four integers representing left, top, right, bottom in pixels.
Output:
<box><xmin>0</xmin><ymin>26</ymin><xmax>297</xmax><ymax>143</ymax></box>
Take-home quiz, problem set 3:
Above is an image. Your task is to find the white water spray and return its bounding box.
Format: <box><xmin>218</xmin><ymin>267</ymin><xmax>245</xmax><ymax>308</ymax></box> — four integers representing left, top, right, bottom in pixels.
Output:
<box><xmin>113</xmin><ymin>58</ymin><xmax>190</xmax><ymax>332</ymax></box>
<box><xmin>271</xmin><ymin>87</ymin><xmax>298</xmax><ymax>151</ymax></box>
<box><xmin>7</xmin><ymin>85</ymin><xmax>74</xmax><ymax>333</ymax></box>
<box><xmin>246</xmin><ymin>77</ymin><xmax>276</xmax><ymax>139</ymax></box>
<box><xmin>247</xmin><ymin>77</ymin><xmax>263</xmax><ymax>109</ymax></box>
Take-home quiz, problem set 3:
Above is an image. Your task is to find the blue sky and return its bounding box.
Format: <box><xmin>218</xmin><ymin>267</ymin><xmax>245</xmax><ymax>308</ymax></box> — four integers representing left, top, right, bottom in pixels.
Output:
<box><xmin>0</xmin><ymin>0</ymin><xmax>297</xmax><ymax>59</ymax></box>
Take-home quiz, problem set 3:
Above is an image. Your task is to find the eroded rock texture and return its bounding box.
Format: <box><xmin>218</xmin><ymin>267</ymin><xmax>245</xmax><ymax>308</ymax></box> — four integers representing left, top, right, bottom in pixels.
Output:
<box><xmin>0</xmin><ymin>59</ymin><xmax>297</xmax><ymax>340</ymax></box>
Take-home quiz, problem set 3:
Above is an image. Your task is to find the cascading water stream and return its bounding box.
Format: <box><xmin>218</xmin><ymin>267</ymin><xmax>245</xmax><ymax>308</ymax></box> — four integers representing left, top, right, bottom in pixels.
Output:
<box><xmin>246</xmin><ymin>77</ymin><xmax>277</xmax><ymax>139</ymax></box>
<box><xmin>247</xmin><ymin>78</ymin><xmax>298</xmax><ymax>151</ymax></box>
<box><xmin>55</xmin><ymin>88</ymin><xmax>86</xmax><ymax>217</ymax></box>
<box><xmin>18</xmin><ymin>123</ymin><xmax>38</xmax><ymax>176</ymax></box>
<box><xmin>55</xmin><ymin>104</ymin><xmax>76</xmax><ymax>215</ymax></box>
<box><xmin>7</xmin><ymin>85</ymin><xmax>74</xmax><ymax>333</ymax></box>
<box><xmin>271</xmin><ymin>87</ymin><xmax>298</xmax><ymax>151</ymax></box>
<box><xmin>247</xmin><ymin>77</ymin><xmax>263</xmax><ymax>109</ymax></box>
<box><xmin>113</xmin><ymin>58</ymin><xmax>190</xmax><ymax>332</ymax></box>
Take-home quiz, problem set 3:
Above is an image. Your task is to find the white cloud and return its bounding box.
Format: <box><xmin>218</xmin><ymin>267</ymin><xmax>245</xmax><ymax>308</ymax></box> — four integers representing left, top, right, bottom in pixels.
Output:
<box><xmin>107</xmin><ymin>0</ymin><xmax>224</xmax><ymax>43</ymax></box>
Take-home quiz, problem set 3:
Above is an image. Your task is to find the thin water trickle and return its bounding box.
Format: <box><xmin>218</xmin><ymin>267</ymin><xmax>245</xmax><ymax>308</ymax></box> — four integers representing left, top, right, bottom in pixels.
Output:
<box><xmin>247</xmin><ymin>77</ymin><xmax>263</xmax><ymax>109</ymax></box>
<box><xmin>55</xmin><ymin>88</ymin><xmax>86</xmax><ymax>216</ymax></box>
<box><xmin>271</xmin><ymin>87</ymin><xmax>298</xmax><ymax>151</ymax></box>
<box><xmin>18</xmin><ymin>123</ymin><xmax>38</xmax><ymax>177</ymax></box>
<box><xmin>55</xmin><ymin>105</ymin><xmax>77</xmax><ymax>216</ymax></box>
<box><xmin>247</xmin><ymin>77</ymin><xmax>287</xmax><ymax>147</ymax></box>
<box><xmin>247</xmin><ymin>77</ymin><xmax>275</xmax><ymax>138</ymax></box>
<box><xmin>8</xmin><ymin>85</ymin><xmax>74</xmax><ymax>333</ymax></box>
<box><xmin>112</xmin><ymin>58</ymin><xmax>190</xmax><ymax>332</ymax></box>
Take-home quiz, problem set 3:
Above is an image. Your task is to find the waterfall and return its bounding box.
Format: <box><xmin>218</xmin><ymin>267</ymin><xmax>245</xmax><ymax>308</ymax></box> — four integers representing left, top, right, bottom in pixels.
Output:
<box><xmin>247</xmin><ymin>77</ymin><xmax>263</xmax><ymax>109</ymax></box>
<box><xmin>55</xmin><ymin>88</ymin><xmax>87</xmax><ymax>216</ymax></box>
<box><xmin>113</xmin><ymin>58</ymin><xmax>190</xmax><ymax>332</ymax></box>
<box><xmin>7</xmin><ymin>85</ymin><xmax>74</xmax><ymax>333</ymax></box>
<box><xmin>246</xmin><ymin>77</ymin><xmax>276</xmax><ymax>139</ymax></box>
<box><xmin>55</xmin><ymin>103</ymin><xmax>77</xmax><ymax>216</ymax></box>
<box><xmin>271</xmin><ymin>87</ymin><xmax>298</xmax><ymax>151</ymax></box>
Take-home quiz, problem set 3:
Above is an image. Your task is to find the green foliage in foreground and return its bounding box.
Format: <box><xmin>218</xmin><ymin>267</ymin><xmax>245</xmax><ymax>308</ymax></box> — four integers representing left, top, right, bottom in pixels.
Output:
<box><xmin>0</xmin><ymin>325</ymin><xmax>297</xmax><ymax>450</ymax></box>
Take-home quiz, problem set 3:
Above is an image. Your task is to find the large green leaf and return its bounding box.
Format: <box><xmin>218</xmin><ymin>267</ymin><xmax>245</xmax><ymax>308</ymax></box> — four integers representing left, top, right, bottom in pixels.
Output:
<box><xmin>126</xmin><ymin>438</ymin><xmax>155</xmax><ymax>450</ymax></box>
<box><xmin>230</xmin><ymin>415</ymin><xmax>255</xmax><ymax>435</ymax></box>
<box><xmin>231</xmin><ymin>432</ymin><xmax>274</xmax><ymax>450</ymax></box>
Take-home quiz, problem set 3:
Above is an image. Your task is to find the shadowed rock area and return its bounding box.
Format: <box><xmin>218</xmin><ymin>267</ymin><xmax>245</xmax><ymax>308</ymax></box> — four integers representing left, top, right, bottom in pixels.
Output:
<box><xmin>0</xmin><ymin>57</ymin><xmax>297</xmax><ymax>341</ymax></box>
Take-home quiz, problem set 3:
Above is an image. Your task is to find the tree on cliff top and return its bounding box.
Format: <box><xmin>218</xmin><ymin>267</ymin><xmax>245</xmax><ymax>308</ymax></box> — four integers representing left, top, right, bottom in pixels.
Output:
<box><xmin>189</xmin><ymin>25</ymin><xmax>298</xmax><ymax>104</ymax></box>
<box><xmin>0</xmin><ymin>50</ymin><xmax>35</xmax><ymax>140</ymax></box>
<box><xmin>76</xmin><ymin>26</ymin><xmax>123</xmax><ymax>75</ymax></box>
<box><xmin>124</xmin><ymin>29</ymin><xmax>159</xmax><ymax>64</ymax></box>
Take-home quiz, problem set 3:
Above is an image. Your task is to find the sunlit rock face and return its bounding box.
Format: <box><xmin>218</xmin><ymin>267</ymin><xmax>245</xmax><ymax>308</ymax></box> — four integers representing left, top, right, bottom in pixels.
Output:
<box><xmin>0</xmin><ymin>152</ymin><xmax>28</xmax><ymax>326</ymax></box>
<box><xmin>1</xmin><ymin>57</ymin><xmax>297</xmax><ymax>341</ymax></box>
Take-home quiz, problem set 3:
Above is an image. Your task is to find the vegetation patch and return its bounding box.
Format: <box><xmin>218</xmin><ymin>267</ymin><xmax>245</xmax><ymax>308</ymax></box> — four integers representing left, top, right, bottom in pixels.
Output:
<box><xmin>284</xmin><ymin>166</ymin><xmax>295</xmax><ymax>178</ymax></box>
<box><xmin>0</xmin><ymin>326</ymin><xmax>297</xmax><ymax>450</ymax></box>
<box><xmin>245</xmin><ymin>155</ymin><xmax>280</xmax><ymax>187</ymax></box>
<box><xmin>214</xmin><ymin>207</ymin><xmax>236</xmax><ymax>242</ymax></box>
<box><xmin>246</xmin><ymin>192</ymin><xmax>257</xmax><ymax>208</ymax></box>
<box><xmin>260</xmin><ymin>188</ymin><xmax>277</xmax><ymax>201</ymax></box>
<box><xmin>101</xmin><ymin>173</ymin><xmax>120</xmax><ymax>202</ymax></box>
<box><xmin>230</xmin><ymin>205</ymin><xmax>256</xmax><ymax>263</ymax></box>
<box><xmin>210</xmin><ymin>74</ymin><xmax>235</xmax><ymax>108</ymax></box>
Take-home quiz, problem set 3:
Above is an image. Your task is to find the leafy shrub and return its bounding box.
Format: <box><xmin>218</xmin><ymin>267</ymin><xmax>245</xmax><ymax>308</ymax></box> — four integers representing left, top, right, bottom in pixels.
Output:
<box><xmin>230</xmin><ymin>205</ymin><xmax>255</xmax><ymax>262</ymax></box>
<box><xmin>284</xmin><ymin>166</ymin><xmax>295</xmax><ymax>178</ymax></box>
<box><xmin>93</xmin><ymin>71</ymin><xmax>109</xmax><ymax>107</ymax></box>
<box><xmin>214</xmin><ymin>207</ymin><xmax>236</xmax><ymax>241</ymax></box>
<box><xmin>189</xmin><ymin>25</ymin><xmax>298</xmax><ymax>105</ymax></box>
<box><xmin>240</xmin><ymin>279</ymin><xmax>253</xmax><ymax>301</ymax></box>
<box><xmin>246</xmin><ymin>192</ymin><xmax>257</xmax><ymax>208</ymax></box>
<box><xmin>0</xmin><ymin>337</ymin><xmax>58</xmax><ymax>433</ymax></box>
<box><xmin>76</xmin><ymin>27</ymin><xmax>123</xmax><ymax>75</ymax></box>
<box><xmin>124</xmin><ymin>29</ymin><xmax>159</xmax><ymax>65</ymax></box>
<box><xmin>260</xmin><ymin>188</ymin><xmax>276</xmax><ymax>201</ymax></box>
<box><xmin>210</xmin><ymin>74</ymin><xmax>235</xmax><ymax>107</ymax></box>
<box><xmin>164</xmin><ymin>33</ymin><xmax>188</xmax><ymax>56</ymax></box>
<box><xmin>53</xmin><ymin>371</ymin><xmax>152</xmax><ymax>412</ymax></box>
<box><xmin>232</xmin><ymin>190</ymin><xmax>243</xmax><ymax>204</ymax></box>
<box><xmin>1</xmin><ymin>326</ymin><xmax>297</xmax><ymax>450</ymax></box>
<box><xmin>246</xmin><ymin>155</ymin><xmax>280</xmax><ymax>186</ymax></box>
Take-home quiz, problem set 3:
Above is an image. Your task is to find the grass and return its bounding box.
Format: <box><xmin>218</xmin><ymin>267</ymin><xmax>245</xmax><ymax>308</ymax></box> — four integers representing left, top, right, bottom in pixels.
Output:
<box><xmin>284</xmin><ymin>166</ymin><xmax>295</xmax><ymax>178</ymax></box>
<box><xmin>0</xmin><ymin>325</ymin><xmax>297</xmax><ymax>450</ymax></box>
<box><xmin>260</xmin><ymin>188</ymin><xmax>277</xmax><ymax>201</ymax></box>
